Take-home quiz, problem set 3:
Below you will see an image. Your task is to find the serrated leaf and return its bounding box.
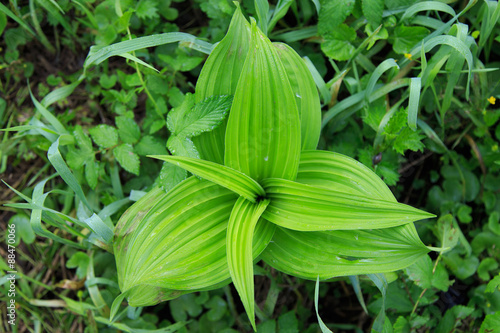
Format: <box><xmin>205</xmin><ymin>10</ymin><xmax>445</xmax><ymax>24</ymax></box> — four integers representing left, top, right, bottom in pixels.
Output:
<box><xmin>166</xmin><ymin>93</ymin><xmax>196</xmax><ymax>135</ymax></box>
<box><xmin>262</xmin><ymin>178</ymin><xmax>434</xmax><ymax>231</ymax></box>
<box><xmin>113</xmin><ymin>144</ymin><xmax>140</xmax><ymax>175</ymax></box>
<box><xmin>274</xmin><ymin>43</ymin><xmax>321</xmax><ymax>150</ymax></box>
<box><xmin>73</xmin><ymin>125</ymin><xmax>93</xmax><ymax>152</ymax></box>
<box><xmin>167</xmin><ymin>136</ymin><xmax>199</xmax><ymax>159</ymax></box>
<box><xmin>433</xmin><ymin>214</ymin><xmax>459</xmax><ymax>253</ymax></box>
<box><xmin>321</xmin><ymin>24</ymin><xmax>356</xmax><ymax>61</ymax></box>
<box><xmin>85</xmin><ymin>159</ymin><xmax>99</xmax><ymax>190</ymax></box>
<box><xmin>362</xmin><ymin>0</ymin><xmax>384</xmax><ymax>27</ymax></box>
<box><xmin>318</xmin><ymin>0</ymin><xmax>355</xmax><ymax>35</ymax></box>
<box><xmin>225</xmin><ymin>20</ymin><xmax>301</xmax><ymax>182</ymax></box>
<box><xmin>116</xmin><ymin>116</ymin><xmax>141</xmax><ymax>144</ymax></box>
<box><xmin>485</xmin><ymin>274</ymin><xmax>500</xmax><ymax>293</ymax></box>
<box><xmin>193</xmin><ymin>5</ymin><xmax>251</xmax><ymax>164</ymax></box>
<box><xmin>405</xmin><ymin>255</ymin><xmax>433</xmax><ymax>289</ymax></box>
<box><xmin>136</xmin><ymin>0</ymin><xmax>159</xmax><ymax>19</ymax></box>
<box><xmin>227</xmin><ymin>197</ymin><xmax>270</xmax><ymax>331</ymax></box>
<box><xmin>158</xmin><ymin>162</ymin><xmax>187</xmax><ymax>193</ymax></box>
<box><xmin>172</xmin><ymin>95</ymin><xmax>233</xmax><ymax>138</ymax></box>
<box><xmin>149</xmin><ymin>155</ymin><xmax>265</xmax><ymax>202</ymax></box>
<box><xmin>134</xmin><ymin>135</ymin><xmax>168</xmax><ymax>156</ymax></box>
<box><xmin>90</xmin><ymin>124</ymin><xmax>119</xmax><ymax>148</ymax></box>
<box><xmin>393</xmin><ymin>26</ymin><xmax>430</xmax><ymax>54</ymax></box>
<box><xmin>392</xmin><ymin>127</ymin><xmax>425</xmax><ymax>155</ymax></box>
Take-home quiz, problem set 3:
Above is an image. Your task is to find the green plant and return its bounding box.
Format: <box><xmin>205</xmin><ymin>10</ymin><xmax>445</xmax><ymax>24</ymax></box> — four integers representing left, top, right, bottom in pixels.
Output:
<box><xmin>112</xmin><ymin>6</ymin><xmax>434</xmax><ymax>331</ymax></box>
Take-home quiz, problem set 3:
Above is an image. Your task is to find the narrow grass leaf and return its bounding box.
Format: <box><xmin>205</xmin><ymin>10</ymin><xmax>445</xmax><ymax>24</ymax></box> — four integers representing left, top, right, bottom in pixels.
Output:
<box><xmin>304</xmin><ymin>56</ymin><xmax>330</xmax><ymax>105</ymax></box>
<box><xmin>401</xmin><ymin>1</ymin><xmax>456</xmax><ymax>22</ymax></box>
<box><xmin>274</xmin><ymin>43</ymin><xmax>321</xmax><ymax>150</ymax></box>
<box><xmin>118</xmin><ymin>52</ymin><xmax>159</xmax><ymax>72</ymax></box>
<box><xmin>268</xmin><ymin>0</ymin><xmax>294</xmax><ymax>32</ymax></box>
<box><xmin>367</xmin><ymin>273</ymin><xmax>387</xmax><ymax>333</ymax></box>
<box><xmin>315</xmin><ymin>277</ymin><xmax>333</xmax><ymax>333</ymax></box>
<box><xmin>84</xmin><ymin>214</ymin><xmax>114</xmax><ymax>244</ymax></box>
<box><xmin>365</xmin><ymin>59</ymin><xmax>399</xmax><ymax>103</ymax></box>
<box><xmin>227</xmin><ymin>197</ymin><xmax>270</xmax><ymax>331</ymax></box>
<box><xmin>349</xmin><ymin>275</ymin><xmax>368</xmax><ymax>314</ymax></box>
<box><xmin>48</xmin><ymin>137</ymin><xmax>92</xmax><ymax>210</ymax></box>
<box><xmin>41</xmin><ymin>77</ymin><xmax>84</xmax><ymax>108</ymax></box>
<box><xmin>193</xmin><ymin>5</ymin><xmax>251</xmax><ymax>164</ymax></box>
<box><xmin>84</xmin><ymin>32</ymin><xmax>205</xmax><ymax>69</ymax></box>
<box><xmin>225</xmin><ymin>19</ymin><xmax>301</xmax><ymax>182</ymax></box>
<box><xmin>411</xmin><ymin>35</ymin><xmax>473</xmax><ymax>100</ymax></box>
<box><xmin>408</xmin><ymin>77</ymin><xmax>421</xmax><ymax>130</ymax></box>
<box><xmin>29</xmin><ymin>86</ymin><xmax>67</xmax><ymax>135</ymax></box>
<box><xmin>262</xmin><ymin>178</ymin><xmax>434</xmax><ymax>231</ymax></box>
<box><xmin>149</xmin><ymin>155</ymin><xmax>266</xmax><ymax>202</ymax></box>
<box><xmin>36</xmin><ymin>0</ymin><xmax>74</xmax><ymax>36</ymax></box>
<box><xmin>0</xmin><ymin>3</ymin><xmax>35</xmax><ymax>35</ymax></box>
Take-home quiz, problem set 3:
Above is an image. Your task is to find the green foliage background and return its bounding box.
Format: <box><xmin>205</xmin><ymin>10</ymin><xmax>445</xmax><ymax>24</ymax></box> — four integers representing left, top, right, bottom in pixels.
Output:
<box><xmin>0</xmin><ymin>0</ymin><xmax>499</xmax><ymax>332</ymax></box>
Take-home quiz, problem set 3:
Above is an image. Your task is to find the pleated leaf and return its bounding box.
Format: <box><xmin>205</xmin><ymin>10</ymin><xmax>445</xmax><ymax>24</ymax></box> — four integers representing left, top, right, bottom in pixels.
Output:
<box><xmin>261</xmin><ymin>154</ymin><xmax>430</xmax><ymax>280</ymax></box>
<box><xmin>149</xmin><ymin>155</ymin><xmax>266</xmax><ymax>202</ymax></box>
<box><xmin>262</xmin><ymin>178</ymin><xmax>434</xmax><ymax>231</ymax></box>
<box><xmin>296</xmin><ymin>150</ymin><xmax>396</xmax><ymax>201</ymax></box>
<box><xmin>274</xmin><ymin>43</ymin><xmax>321</xmax><ymax>150</ymax></box>
<box><xmin>227</xmin><ymin>197</ymin><xmax>270</xmax><ymax>331</ymax></box>
<box><xmin>192</xmin><ymin>5</ymin><xmax>251</xmax><ymax>164</ymax></box>
<box><xmin>262</xmin><ymin>224</ymin><xmax>429</xmax><ymax>280</ymax></box>
<box><xmin>114</xmin><ymin>177</ymin><xmax>275</xmax><ymax>306</ymax></box>
<box><xmin>225</xmin><ymin>20</ymin><xmax>301</xmax><ymax>182</ymax></box>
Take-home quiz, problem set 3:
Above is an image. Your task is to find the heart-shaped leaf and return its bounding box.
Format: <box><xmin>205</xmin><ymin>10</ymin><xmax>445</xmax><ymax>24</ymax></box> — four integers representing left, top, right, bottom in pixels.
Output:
<box><xmin>225</xmin><ymin>19</ymin><xmax>301</xmax><ymax>182</ymax></box>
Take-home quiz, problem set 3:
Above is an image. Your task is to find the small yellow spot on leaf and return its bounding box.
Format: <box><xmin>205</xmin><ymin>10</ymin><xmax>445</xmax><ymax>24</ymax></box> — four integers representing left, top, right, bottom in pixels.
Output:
<box><xmin>488</xmin><ymin>96</ymin><xmax>496</xmax><ymax>105</ymax></box>
<box><xmin>472</xmin><ymin>30</ymin><xmax>480</xmax><ymax>39</ymax></box>
<box><xmin>404</xmin><ymin>53</ymin><xmax>412</xmax><ymax>60</ymax></box>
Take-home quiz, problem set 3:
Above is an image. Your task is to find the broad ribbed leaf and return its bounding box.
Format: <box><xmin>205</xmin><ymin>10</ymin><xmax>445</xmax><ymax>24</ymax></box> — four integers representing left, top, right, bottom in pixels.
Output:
<box><xmin>261</xmin><ymin>154</ymin><xmax>430</xmax><ymax>280</ymax></box>
<box><xmin>149</xmin><ymin>155</ymin><xmax>266</xmax><ymax>202</ymax></box>
<box><xmin>192</xmin><ymin>5</ymin><xmax>251</xmax><ymax>164</ymax></box>
<box><xmin>262</xmin><ymin>178</ymin><xmax>434</xmax><ymax>231</ymax></box>
<box><xmin>114</xmin><ymin>177</ymin><xmax>275</xmax><ymax>306</ymax></box>
<box><xmin>297</xmin><ymin>150</ymin><xmax>396</xmax><ymax>201</ymax></box>
<box><xmin>274</xmin><ymin>43</ymin><xmax>321</xmax><ymax>150</ymax></box>
<box><xmin>225</xmin><ymin>20</ymin><xmax>301</xmax><ymax>182</ymax></box>
<box><xmin>227</xmin><ymin>197</ymin><xmax>270</xmax><ymax>331</ymax></box>
<box><xmin>262</xmin><ymin>224</ymin><xmax>429</xmax><ymax>280</ymax></box>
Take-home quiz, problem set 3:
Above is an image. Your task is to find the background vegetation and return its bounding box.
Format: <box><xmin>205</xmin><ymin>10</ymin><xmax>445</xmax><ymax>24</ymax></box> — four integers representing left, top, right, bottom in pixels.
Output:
<box><xmin>0</xmin><ymin>0</ymin><xmax>499</xmax><ymax>332</ymax></box>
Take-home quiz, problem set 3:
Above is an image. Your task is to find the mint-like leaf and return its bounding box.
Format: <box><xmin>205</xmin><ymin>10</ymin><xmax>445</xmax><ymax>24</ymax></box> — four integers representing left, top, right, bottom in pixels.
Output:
<box><xmin>116</xmin><ymin>116</ymin><xmax>141</xmax><ymax>144</ymax></box>
<box><xmin>392</xmin><ymin>127</ymin><xmax>425</xmax><ymax>155</ymax></box>
<box><xmin>167</xmin><ymin>136</ymin><xmax>199</xmax><ymax>159</ymax></box>
<box><xmin>114</xmin><ymin>143</ymin><xmax>140</xmax><ymax>175</ymax></box>
<box><xmin>89</xmin><ymin>124</ymin><xmax>118</xmax><ymax>148</ymax></box>
<box><xmin>158</xmin><ymin>162</ymin><xmax>187</xmax><ymax>193</ymax></box>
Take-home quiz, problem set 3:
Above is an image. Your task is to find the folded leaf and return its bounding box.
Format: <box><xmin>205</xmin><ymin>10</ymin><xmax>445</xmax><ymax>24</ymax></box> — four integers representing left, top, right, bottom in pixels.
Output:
<box><xmin>297</xmin><ymin>150</ymin><xmax>396</xmax><ymax>201</ymax></box>
<box><xmin>227</xmin><ymin>197</ymin><xmax>270</xmax><ymax>331</ymax></box>
<box><xmin>149</xmin><ymin>155</ymin><xmax>266</xmax><ymax>202</ymax></box>
<box><xmin>274</xmin><ymin>43</ymin><xmax>321</xmax><ymax>150</ymax></box>
<box><xmin>262</xmin><ymin>178</ymin><xmax>434</xmax><ymax>231</ymax></box>
<box><xmin>261</xmin><ymin>224</ymin><xmax>429</xmax><ymax>280</ymax></box>
<box><xmin>114</xmin><ymin>177</ymin><xmax>275</xmax><ymax>306</ymax></box>
<box><xmin>225</xmin><ymin>20</ymin><xmax>301</xmax><ymax>182</ymax></box>
<box><xmin>193</xmin><ymin>5</ymin><xmax>251</xmax><ymax>164</ymax></box>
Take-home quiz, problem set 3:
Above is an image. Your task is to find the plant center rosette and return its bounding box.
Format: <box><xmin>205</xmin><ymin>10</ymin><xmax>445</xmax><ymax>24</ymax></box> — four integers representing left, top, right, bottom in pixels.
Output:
<box><xmin>114</xmin><ymin>5</ymin><xmax>435</xmax><ymax>330</ymax></box>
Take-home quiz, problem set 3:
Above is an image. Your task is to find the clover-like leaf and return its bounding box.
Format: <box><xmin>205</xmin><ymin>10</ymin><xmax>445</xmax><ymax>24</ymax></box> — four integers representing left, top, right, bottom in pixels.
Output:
<box><xmin>149</xmin><ymin>155</ymin><xmax>265</xmax><ymax>202</ymax></box>
<box><xmin>262</xmin><ymin>178</ymin><xmax>434</xmax><ymax>231</ymax></box>
<box><xmin>225</xmin><ymin>19</ymin><xmax>301</xmax><ymax>182</ymax></box>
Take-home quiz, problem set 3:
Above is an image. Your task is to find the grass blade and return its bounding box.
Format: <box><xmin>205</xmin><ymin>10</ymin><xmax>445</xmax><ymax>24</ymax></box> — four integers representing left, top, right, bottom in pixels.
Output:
<box><xmin>408</xmin><ymin>77</ymin><xmax>421</xmax><ymax>130</ymax></box>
